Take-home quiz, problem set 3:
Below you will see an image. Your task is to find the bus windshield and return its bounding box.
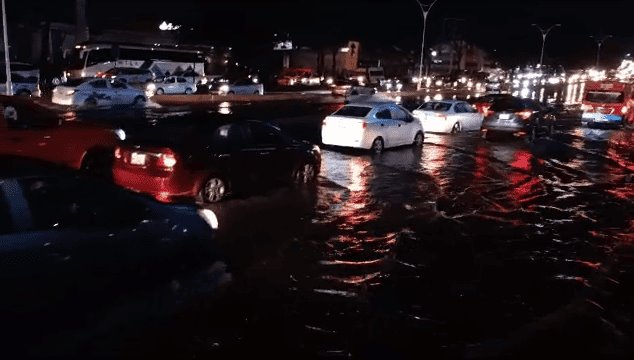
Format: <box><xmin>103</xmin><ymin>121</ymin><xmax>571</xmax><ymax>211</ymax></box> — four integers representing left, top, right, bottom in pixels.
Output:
<box><xmin>584</xmin><ymin>91</ymin><xmax>624</xmax><ymax>104</ymax></box>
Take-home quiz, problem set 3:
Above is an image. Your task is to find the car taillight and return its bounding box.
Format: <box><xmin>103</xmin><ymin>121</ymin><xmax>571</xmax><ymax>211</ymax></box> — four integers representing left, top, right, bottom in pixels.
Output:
<box><xmin>156</xmin><ymin>152</ymin><xmax>177</xmax><ymax>169</ymax></box>
<box><xmin>114</xmin><ymin>147</ymin><xmax>122</xmax><ymax>159</ymax></box>
<box><xmin>362</xmin><ymin>122</ymin><xmax>367</xmax><ymax>128</ymax></box>
<box><xmin>485</xmin><ymin>110</ymin><xmax>495</xmax><ymax>117</ymax></box>
<box><xmin>515</xmin><ymin>110</ymin><xmax>533</xmax><ymax>120</ymax></box>
<box><xmin>322</xmin><ymin>119</ymin><xmax>327</xmax><ymax>126</ymax></box>
<box><xmin>621</xmin><ymin>106</ymin><xmax>628</xmax><ymax>114</ymax></box>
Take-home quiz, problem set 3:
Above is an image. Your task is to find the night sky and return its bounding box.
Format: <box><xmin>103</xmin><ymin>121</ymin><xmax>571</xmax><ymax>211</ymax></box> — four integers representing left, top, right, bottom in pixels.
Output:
<box><xmin>11</xmin><ymin>0</ymin><xmax>634</xmax><ymax>68</ymax></box>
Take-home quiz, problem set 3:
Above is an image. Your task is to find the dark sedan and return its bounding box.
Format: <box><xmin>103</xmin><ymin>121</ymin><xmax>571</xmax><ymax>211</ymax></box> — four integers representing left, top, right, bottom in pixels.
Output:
<box><xmin>113</xmin><ymin>117</ymin><xmax>321</xmax><ymax>203</ymax></box>
<box><xmin>0</xmin><ymin>156</ymin><xmax>221</xmax><ymax>355</ymax></box>
<box><xmin>481</xmin><ymin>97</ymin><xmax>557</xmax><ymax>142</ymax></box>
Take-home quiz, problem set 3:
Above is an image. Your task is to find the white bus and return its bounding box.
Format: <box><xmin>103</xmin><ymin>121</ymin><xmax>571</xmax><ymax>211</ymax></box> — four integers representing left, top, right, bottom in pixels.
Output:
<box><xmin>67</xmin><ymin>43</ymin><xmax>207</xmax><ymax>79</ymax></box>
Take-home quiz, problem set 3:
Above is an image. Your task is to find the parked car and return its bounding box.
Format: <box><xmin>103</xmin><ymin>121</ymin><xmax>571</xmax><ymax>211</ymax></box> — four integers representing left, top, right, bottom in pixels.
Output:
<box><xmin>330</xmin><ymin>79</ymin><xmax>376</xmax><ymax>97</ymax></box>
<box><xmin>98</xmin><ymin>67</ymin><xmax>155</xmax><ymax>84</ymax></box>
<box><xmin>481</xmin><ymin>96</ymin><xmax>557</xmax><ymax>142</ymax></box>
<box><xmin>218</xmin><ymin>79</ymin><xmax>264</xmax><ymax>95</ymax></box>
<box><xmin>321</xmin><ymin>101</ymin><xmax>424</xmax><ymax>153</ymax></box>
<box><xmin>149</xmin><ymin>76</ymin><xmax>197</xmax><ymax>95</ymax></box>
<box><xmin>113</xmin><ymin>117</ymin><xmax>321</xmax><ymax>203</ymax></box>
<box><xmin>467</xmin><ymin>93</ymin><xmax>513</xmax><ymax>114</ymax></box>
<box><xmin>0</xmin><ymin>95</ymin><xmax>124</xmax><ymax>175</ymax></box>
<box><xmin>52</xmin><ymin>78</ymin><xmax>147</xmax><ymax>107</ymax></box>
<box><xmin>413</xmin><ymin>100</ymin><xmax>484</xmax><ymax>134</ymax></box>
<box><xmin>0</xmin><ymin>155</ymin><xmax>219</xmax><ymax>356</ymax></box>
<box><xmin>0</xmin><ymin>62</ymin><xmax>43</xmax><ymax>97</ymax></box>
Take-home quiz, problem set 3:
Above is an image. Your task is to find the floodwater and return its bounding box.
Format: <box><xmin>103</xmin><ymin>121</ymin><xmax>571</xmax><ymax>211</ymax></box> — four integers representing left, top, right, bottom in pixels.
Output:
<box><xmin>23</xmin><ymin>98</ymin><xmax>634</xmax><ymax>358</ymax></box>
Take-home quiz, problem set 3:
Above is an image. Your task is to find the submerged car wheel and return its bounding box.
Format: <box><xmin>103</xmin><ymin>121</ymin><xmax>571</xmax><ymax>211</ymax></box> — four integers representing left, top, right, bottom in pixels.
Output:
<box><xmin>84</xmin><ymin>98</ymin><xmax>98</xmax><ymax>108</ymax></box>
<box><xmin>201</xmin><ymin>177</ymin><xmax>227</xmax><ymax>203</ymax></box>
<box><xmin>185</xmin><ymin>88</ymin><xmax>193</xmax><ymax>95</ymax></box>
<box><xmin>155</xmin><ymin>88</ymin><xmax>165</xmax><ymax>95</ymax></box>
<box><xmin>451</xmin><ymin>122</ymin><xmax>461</xmax><ymax>134</ymax></box>
<box><xmin>293</xmin><ymin>163</ymin><xmax>317</xmax><ymax>185</ymax></box>
<box><xmin>371</xmin><ymin>137</ymin><xmax>384</xmax><ymax>154</ymax></box>
<box><xmin>133</xmin><ymin>96</ymin><xmax>146</xmax><ymax>105</ymax></box>
<box><xmin>413</xmin><ymin>131</ymin><xmax>424</xmax><ymax>147</ymax></box>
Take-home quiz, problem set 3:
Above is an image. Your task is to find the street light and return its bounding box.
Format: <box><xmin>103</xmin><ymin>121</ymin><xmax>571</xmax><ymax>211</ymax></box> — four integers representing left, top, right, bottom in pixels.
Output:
<box><xmin>531</xmin><ymin>23</ymin><xmax>560</xmax><ymax>67</ymax></box>
<box><xmin>416</xmin><ymin>0</ymin><xmax>437</xmax><ymax>91</ymax></box>
<box><xmin>2</xmin><ymin>0</ymin><xmax>12</xmax><ymax>95</ymax></box>
<box><xmin>591</xmin><ymin>34</ymin><xmax>612</xmax><ymax>68</ymax></box>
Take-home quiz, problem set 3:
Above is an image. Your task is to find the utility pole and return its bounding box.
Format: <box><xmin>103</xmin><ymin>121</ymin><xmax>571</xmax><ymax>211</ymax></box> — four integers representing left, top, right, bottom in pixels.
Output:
<box><xmin>590</xmin><ymin>34</ymin><xmax>612</xmax><ymax>68</ymax></box>
<box><xmin>415</xmin><ymin>0</ymin><xmax>437</xmax><ymax>90</ymax></box>
<box><xmin>2</xmin><ymin>0</ymin><xmax>11</xmax><ymax>95</ymax></box>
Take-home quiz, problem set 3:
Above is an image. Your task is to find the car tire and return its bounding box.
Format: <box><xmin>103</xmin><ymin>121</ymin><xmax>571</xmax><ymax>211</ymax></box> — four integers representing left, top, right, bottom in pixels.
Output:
<box><xmin>200</xmin><ymin>177</ymin><xmax>227</xmax><ymax>203</ymax></box>
<box><xmin>84</xmin><ymin>98</ymin><xmax>98</xmax><ymax>108</ymax></box>
<box><xmin>185</xmin><ymin>88</ymin><xmax>193</xmax><ymax>95</ymax></box>
<box><xmin>451</xmin><ymin>122</ymin><xmax>461</xmax><ymax>134</ymax></box>
<box><xmin>371</xmin><ymin>137</ymin><xmax>384</xmax><ymax>154</ymax></box>
<box><xmin>133</xmin><ymin>95</ymin><xmax>146</xmax><ymax>105</ymax></box>
<box><xmin>292</xmin><ymin>163</ymin><xmax>317</xmax><ymax>185</ymax></box>
<box><xmin>253</xmin><ymin>90</ymin><xmax>260</xmax><ymax>95</ymax></box>
<box><xmin>413</xmin><ymin>131</ymin><xmax>424</xmax><ymax>147</ymax></box>
<box><xmin>227</xmin><ymin>91</ymin><xmax>235</xmax><ymax>95</ymax></box>
<box><xmin>156</xmin><ymin>88</ymin><xmax>164</xmax><ymax>95</ymax></box>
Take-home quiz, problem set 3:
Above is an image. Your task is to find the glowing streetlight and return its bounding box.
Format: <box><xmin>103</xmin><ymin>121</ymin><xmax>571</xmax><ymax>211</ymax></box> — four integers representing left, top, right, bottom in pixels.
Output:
<box><xmin>416</xmin><ymin>0</ymin><xmax>438</xmax><ymax>91</ymax></box>
<box><xmin>532</xmin><ymin>23</ymin><xmax>561</xmax><ymax>67</ymax></box>
<box><xmin>159</xmin><ymin>21</ymin><xmax>181</xmax><ymax>31</ymax></box>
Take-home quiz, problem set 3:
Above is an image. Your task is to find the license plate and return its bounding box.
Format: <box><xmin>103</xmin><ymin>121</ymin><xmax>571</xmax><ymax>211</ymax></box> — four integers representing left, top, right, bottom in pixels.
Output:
<box><xmin>499</xmin><ymin>113</ymin><xmax>511</xmax><ymax>120</ymax></box>
<box><xmin>130</xmin><ymin>152</ymin><xmax>147</xmax><ymax>165</ymax></box>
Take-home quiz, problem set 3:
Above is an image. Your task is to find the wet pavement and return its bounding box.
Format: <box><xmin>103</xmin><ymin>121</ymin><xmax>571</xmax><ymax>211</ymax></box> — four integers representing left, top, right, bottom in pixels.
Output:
<box><xmin>31</xmin><ymin>98</ymin><xmax>634</xmax><ymax>358</ymax></box>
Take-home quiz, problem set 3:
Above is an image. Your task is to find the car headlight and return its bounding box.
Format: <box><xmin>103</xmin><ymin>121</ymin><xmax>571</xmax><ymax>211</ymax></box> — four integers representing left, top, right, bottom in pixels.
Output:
<box><xmin>200</xmin><ymin>78</ymin><xmax>208</xmax><ymax>85</ymax></box>
<box><xmin>219</xmin><ymin>85</ymin><xmax>229</xmax><ymax>92</ymax></box>
<box><xmin>114</xmin><ymin>129</ymin><xmax>126</xmax><ymax>141</ymax></box>
<box><xmin>198</xmin><ymin>208</ymin><xmax>219</xmax><ymax>230</ymax></box>
<box><xmin>146</xmin><ymin>83</ymin><xmax>156</xmax><ymax>91</ymax></box>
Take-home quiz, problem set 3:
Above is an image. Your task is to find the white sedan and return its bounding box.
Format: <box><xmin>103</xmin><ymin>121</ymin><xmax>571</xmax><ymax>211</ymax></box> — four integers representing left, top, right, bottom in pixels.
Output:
<box><xmin>52</xmin><ymin>78</ymin><xmax>147</xmax><ymax>107</ymax></box>
<box><xmin>218</xmin><ymin>79</ymin><xmax>264</xmax><ymax>95</ymax></box>
<box><xmin>412</xmin><ymin>100</ymin><xmax>483</xmax><ymax>134</ymax></box>
<box><xmin>149</xmin><ymin>76</ymin><xmax>197</xmax><ymax>95</ymax></box>
<box><xmin>321</xmin><ymin>101</ymin><xmax>424</xmax><ymax>153</ymax></box>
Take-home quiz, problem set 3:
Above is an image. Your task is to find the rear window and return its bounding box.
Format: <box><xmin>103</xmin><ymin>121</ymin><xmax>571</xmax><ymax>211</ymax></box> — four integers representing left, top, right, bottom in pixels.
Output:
<box><xmin>490</xmin><ymin>98</ymin><xmax>524</xmax><ymax>111</ymax></box>
<box><xmin>418</xmin><ymin>102</ymin><xmax>451</xmax><ymax>111</ymax></box>
<box><xmin>584</xmin><ymin>91</ymin><xmax>624</xmax><ymax>104</ymax></box>
<box><xmin>333</xmin><ymin>105</ymin><xmax>372</xmax><ymax>118</ymax></box>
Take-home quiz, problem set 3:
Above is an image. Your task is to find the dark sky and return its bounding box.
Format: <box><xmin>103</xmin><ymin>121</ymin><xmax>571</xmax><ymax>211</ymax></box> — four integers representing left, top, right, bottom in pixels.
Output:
<box><xmin>12</xmin><ymin>0</ymin><xmax>634</xmax><ymax>68</ymax></box>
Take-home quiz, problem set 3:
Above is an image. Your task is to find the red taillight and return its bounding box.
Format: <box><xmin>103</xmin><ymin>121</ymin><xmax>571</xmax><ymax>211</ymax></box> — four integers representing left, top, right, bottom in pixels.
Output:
<box><xmin>114</xmin><ymin>147</ymin><xmax>122</xmax><ymax>159</ymax></box>
<box><xmin>156</xmin><ymin>152</ymin><xmax>177</xmax><ymax>169</ymax></box>
<box><xmin>621</xmin><ymin>106</ymin><xmax>628</xmax><ymax>114</ymax></box>
<box><xmin>485</xmin><ymin>110</ymin><xmax>494</xmax><ymax>117</ymax></box>
<box><xmin>515</xmin><ymin>110</ymin><xmax>532</xmax><ymax>120</ymax></box>
<box><xmin>362</xmin><ymin>122</ymin><xmax>367</xmax><ymax>128</ymax></box>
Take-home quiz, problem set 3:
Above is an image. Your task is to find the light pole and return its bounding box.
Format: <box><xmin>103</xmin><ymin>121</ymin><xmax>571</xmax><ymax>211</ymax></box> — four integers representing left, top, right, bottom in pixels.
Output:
<box><xmin>2</xmin><ymin>0</ymin><xmax>12</xmax><ymax>95</ymax></box>
<box><xmin>531</xmin><ymin>23</ymin><xmax>560</xmax><ymax>67</ymax></box>
<box><xmin>591</xmin><ymin>34</ymin><xmax>612</xmax><ymax>68</ymax></box>
<box><xmin>416</xmin><ymin>0</ymin><xmax>437</xmax><ymax>90</ymax></box>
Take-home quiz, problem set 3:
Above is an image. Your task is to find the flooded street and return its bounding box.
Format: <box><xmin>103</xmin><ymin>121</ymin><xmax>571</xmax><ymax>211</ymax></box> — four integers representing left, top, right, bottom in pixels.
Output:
<box><xmin>75</xmin><ymin>101</ymin><xmax>633</xmax><ymax>359</ymax></box>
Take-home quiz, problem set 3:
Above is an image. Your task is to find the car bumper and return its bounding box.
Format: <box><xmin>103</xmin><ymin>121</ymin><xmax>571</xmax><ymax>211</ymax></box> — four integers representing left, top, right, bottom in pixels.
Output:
<box><xmin>422</xmin><ymin>120</ymin><xmax>453</xmax><ymax>133</ymax></box>
<box><xmin>581</xmin><ymin>112</ymin><xmax>623</xmax><ymax>123</ymax></box>
<box><xmin>113</xmin><ymin>167</ymin><xmax>196</xmax><ymax>202</ymax></box>
<box><xmin>321</xmin><ymin>129</ymin><xmax>370</xmax><ymax>149</ymax></box>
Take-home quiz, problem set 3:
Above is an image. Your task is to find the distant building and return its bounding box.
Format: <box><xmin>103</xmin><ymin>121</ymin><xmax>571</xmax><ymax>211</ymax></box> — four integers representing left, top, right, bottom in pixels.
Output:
<box><xmin>274</xmin><ymin>40</ymin><xmax>360</xmax><ymax>76</ymax></box>
<box><xmin>428</xmin><ymin>41</ymin><xmax>495</xmax><ymax>74</ymax></box>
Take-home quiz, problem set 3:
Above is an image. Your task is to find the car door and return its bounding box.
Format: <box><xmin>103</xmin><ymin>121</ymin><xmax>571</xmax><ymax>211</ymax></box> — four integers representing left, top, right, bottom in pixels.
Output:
<box><xmin>464</xmin><ymin>102</ymin><xmax>483</xmax><ymax>130</ymax></box>
<box><xmin>374</xmin><ymin>107</ymin><xmax>398</xmax><ymax>147</ymax></box>
<box><xmin>389</xmin><ymin>105</ymin><xmax>411</xmax><ymax>145</ymax></box>
<box><xmin>238</xmin><ymin>122</ymin><xmax>287</xmax><ymax>187</ymax></box>
<box><xmin>164</xmin><ymin>77</ymin><xmax>177</xmax><ymax>93</ymax></box>
<box><xmin>177</xmin><ymin>77</ymin><xmax>189</xmax><ymax>93</ymax></box>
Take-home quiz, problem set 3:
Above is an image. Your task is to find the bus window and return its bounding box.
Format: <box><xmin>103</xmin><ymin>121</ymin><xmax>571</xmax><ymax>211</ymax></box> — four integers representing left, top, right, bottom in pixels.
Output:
<box><xmin>585</xmin><ymin>91</ymin><xmax>624</xmax><ymax>104</ymax></box>
<box><xmin>86</xmin><ymin>49</ymin><xmax>114</xmax><ymax>67</ymax></box>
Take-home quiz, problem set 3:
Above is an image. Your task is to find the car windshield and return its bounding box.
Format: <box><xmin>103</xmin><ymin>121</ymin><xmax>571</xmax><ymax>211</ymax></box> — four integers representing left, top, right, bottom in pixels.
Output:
<box><xmin>490</xmin><ymin>98</ymin><xmax>525</xmax><ymax>111</ymax></box>
<box><xmin>333</xmin><ymin>105</ymin><xmax>372</xmax><ymax>118</ymax></box>
<box><xmin>418</xmin><ymin>102</ymin><xmax>451</xmax><ymax>111</ymax></box>
<box><xmin>584</xmin><ymin>91</ymin><xmax>624</xmax><ymax>104</ymax></box>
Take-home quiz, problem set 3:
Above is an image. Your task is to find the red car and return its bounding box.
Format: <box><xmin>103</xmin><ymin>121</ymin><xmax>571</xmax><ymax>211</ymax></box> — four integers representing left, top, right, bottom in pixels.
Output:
<box><xmin>0</xmin><ymin>96</ymin><xmax>124</xmax><ymax>174</ymax></box>
<box><xmin>113</xmin><ymin>118</ymin><xmax>321</xmax><ymax>203</ymax></box>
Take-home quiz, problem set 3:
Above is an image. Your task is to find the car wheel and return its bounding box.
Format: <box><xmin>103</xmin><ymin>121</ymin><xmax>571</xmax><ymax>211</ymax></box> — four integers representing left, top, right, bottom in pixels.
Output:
<box><xmin>413</xmin><ymin>131</ymin><xmax>424</xmax><ymax>147</ymax></box>
<box><xmin>227</xmin><ymin>91</ymin><xmax>235</xmax><ymax>95</ymax></box>
<box><xmin>371</xmin><ymin>137</ymin><xmax>384</xmax><ymax>154</ymax></box>
<box><xmin>156</xmin><ymin>88</ymin><xmax>164</xmax><ymax>95</ymax></box>
<box><xmin>451</xmin><ymin>122</ymin><xmax>461</xmax><ymax>134</ymax></box>
<box><xmin>201</xmin><ymin>177</ymin><xmax>227</xmax><ymax>203</ymax></box>
<box><xmin>185</xmin><ymin>88</ymin><xmax>193</xmax><ymax>95</ymax></box>
<box><xmin>84</xmin><ymin>98</ymin><xmax>98</xmax><ymax>107</ymax></box>
<box><xmin>253</xmin><ymin>90</ymin><xmax>260</xmax><ymax>95</ymax></box>
<box><xmin>133</xmin><ymin>95</ymin><xmax>146</xmax><ymax>105</ymax></box>
<box><xmin>292</xmin><ymin>163</ymin><xmax>317</xmax><ymax>185</ymax></box>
